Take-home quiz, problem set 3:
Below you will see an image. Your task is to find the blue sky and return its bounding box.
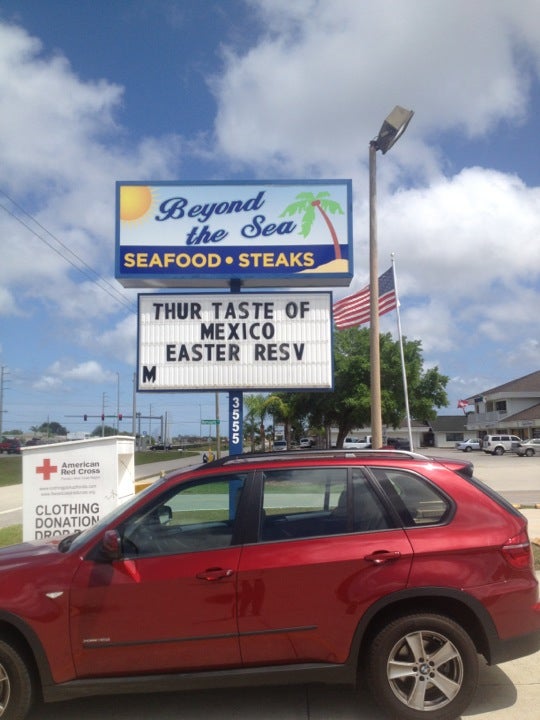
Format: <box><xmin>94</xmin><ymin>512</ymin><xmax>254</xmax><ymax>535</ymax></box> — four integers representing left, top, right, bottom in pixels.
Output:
<box><xmin>1</xmin><ymin>0</ymin><xmax>540</xmax><ymax>439</ymax></box>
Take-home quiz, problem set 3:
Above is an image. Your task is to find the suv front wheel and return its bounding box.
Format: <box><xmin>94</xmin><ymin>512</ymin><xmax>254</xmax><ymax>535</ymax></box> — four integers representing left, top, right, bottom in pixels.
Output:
<box><xmin>367</xmin><ymin>613</ymin><xmax>478</xmax><ymax>720</ymax></box>
<box><xmin>0</xmin><ymin>640</ymin><xmax>34</xmax><ymax>720</ymax></box>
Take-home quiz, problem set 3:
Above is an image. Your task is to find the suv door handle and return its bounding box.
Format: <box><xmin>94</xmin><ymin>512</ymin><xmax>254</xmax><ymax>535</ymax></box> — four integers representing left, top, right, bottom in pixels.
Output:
<box><xmin>196</xmin><ymin>567</ymin><xmax>234</xmax><ymax>581</ymax></box>
<box><xmin>364</xmin><ymin>550</ymin><xmax>402</xmax><ymax>565</ymax></box>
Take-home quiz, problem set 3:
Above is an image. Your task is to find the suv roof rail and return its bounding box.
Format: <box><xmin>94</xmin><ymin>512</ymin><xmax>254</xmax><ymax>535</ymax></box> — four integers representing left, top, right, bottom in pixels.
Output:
<box><xmin>201</xmin><ymin>449</ymin><xmax>429</xmax><ymax>467</ymax></box>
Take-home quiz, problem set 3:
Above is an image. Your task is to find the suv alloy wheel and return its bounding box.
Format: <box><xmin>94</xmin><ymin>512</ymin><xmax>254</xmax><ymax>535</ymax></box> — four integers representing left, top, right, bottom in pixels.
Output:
<box><xmin>368</xmin><ymin>613</ymin><xmax>478</xmax><ymax>720</ymax></box>
<box><xmin>0</xmin><ymin>640</ymin><xmax>34</xmax><ymax>720</ymax></box>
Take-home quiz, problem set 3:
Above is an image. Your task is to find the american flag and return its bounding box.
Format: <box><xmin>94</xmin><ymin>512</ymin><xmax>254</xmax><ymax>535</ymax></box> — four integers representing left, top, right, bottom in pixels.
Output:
<box><xmin>333</xmin><ymin>267</ymin><xmax>397</xmax><ymax>329</ymax></box>
<box><xmin>457</xmin><ymin>399</ymin><xmax>469</xmax><ymax>410</ymax></box>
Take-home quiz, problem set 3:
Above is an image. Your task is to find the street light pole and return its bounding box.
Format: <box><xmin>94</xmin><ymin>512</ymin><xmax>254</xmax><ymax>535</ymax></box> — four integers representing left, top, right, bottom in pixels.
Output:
<box><xmin>369</xmin><ymin>106</ymin><xmax>414</xmax><ymax>449</ymax></box>
<box><xmin>369</xmin><ymin>141</ymin><xmax>382</xmax><ymax>448</ymax></box>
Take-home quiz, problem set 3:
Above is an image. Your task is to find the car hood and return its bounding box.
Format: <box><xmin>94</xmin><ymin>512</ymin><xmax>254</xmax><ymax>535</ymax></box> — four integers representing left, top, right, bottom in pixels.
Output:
<box><xmin>0</xmin><ymin>537</ymin><xmax>62</xmax><ymax>563</ymax></box>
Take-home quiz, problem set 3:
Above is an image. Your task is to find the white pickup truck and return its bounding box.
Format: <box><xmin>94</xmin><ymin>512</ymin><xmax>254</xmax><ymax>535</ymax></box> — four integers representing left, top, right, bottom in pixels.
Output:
<box><xmin>343</xmin><ymin>436</ymin><xmax>372</xmax><ymax>449</ymax></box>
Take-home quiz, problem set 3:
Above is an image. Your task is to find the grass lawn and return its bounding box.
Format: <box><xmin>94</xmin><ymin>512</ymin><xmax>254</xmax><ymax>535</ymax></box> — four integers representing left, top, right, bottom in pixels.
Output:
<box><xmin>0</xmin><ymin>456</ymin><xmax>21</xmax><ymax>487</ymax></box>
<box><xmin>0</xmin><ymin>525</ymin><xmax>21</xmax><ymax>546</ymax></box>
<box><xmin>135</xmin><ymin>449</ymin><xmax>199</xmax><ymax>465</ymax></box>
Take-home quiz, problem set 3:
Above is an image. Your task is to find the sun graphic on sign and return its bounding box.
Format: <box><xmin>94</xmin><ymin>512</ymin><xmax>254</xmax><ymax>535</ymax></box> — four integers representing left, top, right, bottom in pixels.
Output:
<box><xmin>119</xmin><ymin>185</ymin><xmax>155</xmax><ymax>222</ymax></box>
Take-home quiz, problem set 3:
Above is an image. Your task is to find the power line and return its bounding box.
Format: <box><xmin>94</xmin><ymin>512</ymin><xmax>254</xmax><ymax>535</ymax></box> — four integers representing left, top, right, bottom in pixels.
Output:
<box><xmin>0</xmin><ymin>189</ymin><xmax>136</xmax><ymax>314</ymax></box>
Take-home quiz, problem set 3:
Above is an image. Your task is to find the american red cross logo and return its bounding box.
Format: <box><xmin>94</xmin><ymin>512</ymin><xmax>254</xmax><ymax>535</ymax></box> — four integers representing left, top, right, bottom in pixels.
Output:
<box><xmin>36</xmin><ymin>458</ymin><xmax>58</xmax><ymax>481</ymax></box>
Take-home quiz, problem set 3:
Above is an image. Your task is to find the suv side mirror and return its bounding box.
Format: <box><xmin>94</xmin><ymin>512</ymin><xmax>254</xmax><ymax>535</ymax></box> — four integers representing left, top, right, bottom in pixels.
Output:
<box><xmin>102</xmin><ymin>529</ymin><xmax>122</xmax><ymax>561</ymax></box>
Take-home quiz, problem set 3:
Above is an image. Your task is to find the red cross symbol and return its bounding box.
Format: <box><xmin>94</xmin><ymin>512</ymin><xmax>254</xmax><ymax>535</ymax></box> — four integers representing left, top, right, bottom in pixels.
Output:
<box><xmin>36</xmin><ymin>458</ymin><xmax>58</xmax><ymax>481</ymax></box>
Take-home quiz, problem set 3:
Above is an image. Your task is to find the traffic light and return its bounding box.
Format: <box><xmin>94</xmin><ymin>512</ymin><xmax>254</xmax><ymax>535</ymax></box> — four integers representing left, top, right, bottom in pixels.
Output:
<box><xmin>83</xmin><ymin>414</ymin><xmax>87</xmax><ymax>421</ymax></box>
<box><xmin>118</xmin><ymin>414</ymin><xmax>123</xmax><ymax>421</ymax></box>
<box><xmin>101</xmin><ymin>414</ymin><xmax>105</xmax><ymax>421</ymax></box>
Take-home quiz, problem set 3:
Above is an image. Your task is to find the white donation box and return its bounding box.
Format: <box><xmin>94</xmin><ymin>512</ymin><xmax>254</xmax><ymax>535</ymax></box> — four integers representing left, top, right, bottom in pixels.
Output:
<box><xmin>22</xmin><ymin>436</ymin><xmax>135</xmax><ymax>541</ymax></box>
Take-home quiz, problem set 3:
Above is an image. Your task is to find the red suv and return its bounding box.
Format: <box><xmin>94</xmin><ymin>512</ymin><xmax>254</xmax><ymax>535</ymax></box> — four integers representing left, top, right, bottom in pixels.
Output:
<box><xmin>1</xmin><ymin>450</ymin><xmax>539</xmax><ymax>720</ymax></box>
<box><xmin>0</xmin><ymin>437</ymin><xmax>21</xmax><ymax>454</ymax></box>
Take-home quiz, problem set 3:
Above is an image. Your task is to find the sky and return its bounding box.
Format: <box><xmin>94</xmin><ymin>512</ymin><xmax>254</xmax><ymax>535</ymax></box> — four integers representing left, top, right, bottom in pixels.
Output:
<box><xmin>1</xmin><ymin>0</ymin><xmax>540</xmax><ymax>440</ymax></box>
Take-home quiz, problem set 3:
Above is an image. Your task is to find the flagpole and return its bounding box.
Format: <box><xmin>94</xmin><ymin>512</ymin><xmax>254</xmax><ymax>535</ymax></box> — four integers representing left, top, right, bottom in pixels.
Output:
<box><xmin>392</xmin><ymin>254</ymin><xmax>414</xmax><ymax>451</ymax></box>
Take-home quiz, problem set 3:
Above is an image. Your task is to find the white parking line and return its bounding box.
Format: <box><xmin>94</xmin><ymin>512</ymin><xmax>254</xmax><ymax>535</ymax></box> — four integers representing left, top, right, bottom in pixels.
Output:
<box><xmin>0</xmin><ymin>506</ymin><xmax>22</xmax><ymax>515</ymax></box>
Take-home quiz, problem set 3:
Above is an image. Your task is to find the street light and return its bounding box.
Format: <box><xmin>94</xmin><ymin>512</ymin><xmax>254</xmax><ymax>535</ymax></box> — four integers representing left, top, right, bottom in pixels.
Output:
<box><xmin>369</xmin><ymin>106</ymin><xmax>414</xmax><ymax>449</ymax></box>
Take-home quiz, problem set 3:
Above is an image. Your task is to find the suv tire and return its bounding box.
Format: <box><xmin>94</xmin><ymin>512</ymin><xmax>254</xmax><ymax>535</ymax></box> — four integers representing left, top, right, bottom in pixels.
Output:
<box><xmin>367</xmin><ymin>613</ymin><xmax>478</xmax><ymax>720</ymax></box>
<box><xmin>493</xmin><ymin>446</ymin><xmax>504</xmax><ymax>456</ymax></box>
<box><xmin>0</xmin><ymin>640</ymin><xmax>34</xmax><ymax>720</ymax></box>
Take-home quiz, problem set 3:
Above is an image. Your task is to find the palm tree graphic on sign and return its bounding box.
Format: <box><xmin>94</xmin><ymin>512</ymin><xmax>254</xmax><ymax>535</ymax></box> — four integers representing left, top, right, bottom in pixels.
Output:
<box><xmin>280</xmin><ymin>191</ymin><xmax>344</xmax><ymax>260</ymax></box>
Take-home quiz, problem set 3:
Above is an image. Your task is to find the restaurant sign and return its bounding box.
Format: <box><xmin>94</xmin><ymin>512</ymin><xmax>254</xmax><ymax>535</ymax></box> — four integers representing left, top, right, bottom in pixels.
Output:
<box><xmin>116</xmin><ymin>180</ymin><xmax>352</xmax><ymax>288</ymax></box>
<box><xmin>137</xmin><ymin>291</ymin><xmax>333</xmax><ymax>391</ymax></box>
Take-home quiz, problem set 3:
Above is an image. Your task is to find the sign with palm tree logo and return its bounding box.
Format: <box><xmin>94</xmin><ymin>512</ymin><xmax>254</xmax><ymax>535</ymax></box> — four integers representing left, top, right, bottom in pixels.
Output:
<box><xmin>116</xmin><ymin>180</ymin><xmax>352</xmax><ymax>288</ymax></box>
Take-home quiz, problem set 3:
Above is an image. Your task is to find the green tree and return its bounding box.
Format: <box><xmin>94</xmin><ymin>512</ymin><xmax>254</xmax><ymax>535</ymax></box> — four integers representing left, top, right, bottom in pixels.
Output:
<box><xmin>31</xmin><ymin>421</ymin><xmax>68</xmax><ymax>436</ymax></box>
<box><xmin>244</xmin><ymin>394</ymin><xmax>270</xmax><ymax>451</ymax></box>
<box><xmin>242</xmin><ymin>416</ymin><xmax>260</xmax><ymax>452</ymax></box>
<box><xmin>297</xmin><ymin>328</ymin><xmax>448</xmax><ymax>447</ymax></box>
<box><xmin>265</xmin><ymin>394</ymin><xmax>298</xmax><ymax>447</ymax></box>
<box><xmin>90</xmin><ymin>425</ymin><xmax>118</xmax><ymax>437</ymax></box>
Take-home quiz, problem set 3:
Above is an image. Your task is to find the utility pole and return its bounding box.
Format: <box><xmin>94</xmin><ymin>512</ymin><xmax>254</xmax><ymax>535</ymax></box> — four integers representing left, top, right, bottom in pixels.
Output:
<box><xmin>0</xmin><ymin>366</ymin><xmax>5</xmax><ymax>436</ymax></box>
<box><xmin>132</xmin><ymin>373</ymin><xmax>137</xmax><ymax>440</ymax></box>
<box><xmin>101</xmin><ymin>392</ymin><xmax>106</xmax><ymax>437</ymax></box>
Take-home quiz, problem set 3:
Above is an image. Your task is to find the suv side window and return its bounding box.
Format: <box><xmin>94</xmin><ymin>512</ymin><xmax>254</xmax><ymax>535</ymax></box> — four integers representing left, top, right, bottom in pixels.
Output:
<box><xmin>260</xmin><ymin>468</ymin><xmax>392</xmax><ymax>541</ymax></box>
<box><xmin>261</xmin><ymin>468</ymin><xmax>348</xmax><ymax>540</ymax></box>
<box><xmin>371</xmin><ymin>468</ymin><xmax>451</xmax><ymax>526</ymax></box>
<box><xmin>121</xmin><ymin>474</ymin><xmax>247</xmax><ymax>556</ymax></box>
<box><xmin>351</xmin><ymin>474</ymin><xmax>393</xmax><ymax>531</ymax></box>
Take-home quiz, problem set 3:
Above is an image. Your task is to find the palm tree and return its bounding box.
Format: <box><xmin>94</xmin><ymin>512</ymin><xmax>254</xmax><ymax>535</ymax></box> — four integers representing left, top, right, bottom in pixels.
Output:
<box><xmin>244</xmin><ymin>394</ymin><xmax>270</xmax><ymax>451</ymax></box>
<box><xmin>280</xmin><ymin>191</ymin><xmax>344</xmax><ymax>260</ymax></box>
<box><xmin>266</xmin><ymin>394</ymin><xmax>295</xmax><ymax>448</ymax></box>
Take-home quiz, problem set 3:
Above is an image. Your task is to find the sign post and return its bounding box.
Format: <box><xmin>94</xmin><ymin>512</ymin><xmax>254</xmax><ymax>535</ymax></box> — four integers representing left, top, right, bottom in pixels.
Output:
<box><xmin>229</xmin><ymin>392</ymin><xmax>243</xmax><ymax>456</ymax></box>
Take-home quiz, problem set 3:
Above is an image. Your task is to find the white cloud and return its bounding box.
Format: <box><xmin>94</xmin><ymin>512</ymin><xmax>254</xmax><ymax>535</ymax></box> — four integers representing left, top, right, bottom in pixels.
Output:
<box><xmin>0</xmin><ymin>20</ymin><xmax>183</xmax><ymax>302</ymax></box>
<box><xmin>378</xmin><ymin>168</ymin><xmax>540</xmax><ymax>297</ymax></box>
<box><xmin>212</xmin><ymin>0</ymin><xmax>540</xmax><ymax>176</ymax></box>
<box><xmin>92</xmin><ymin>315</ymin><xmax>138</xmax><ymax>366</ymax></box>
<box><xmin>0</xmin><ymin>23</ymin><xmax>122</xmax><ymax>192</ymax></box>
<box><xmin>34</xmin><ymin>359</ymin><xmax>116</xmax><ymax>390</ymax></box>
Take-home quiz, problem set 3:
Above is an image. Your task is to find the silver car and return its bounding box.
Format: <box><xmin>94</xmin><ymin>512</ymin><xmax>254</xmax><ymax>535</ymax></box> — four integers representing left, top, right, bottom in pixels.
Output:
<box><xmin>516</xmin><ymin>438</ymin><xmax>540</xmax><ymax>457</ymax></box>
<box><xmin>455</xmin><ymin>438</ymin><xmax>481</xmax><ymax>452</ymax></box>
